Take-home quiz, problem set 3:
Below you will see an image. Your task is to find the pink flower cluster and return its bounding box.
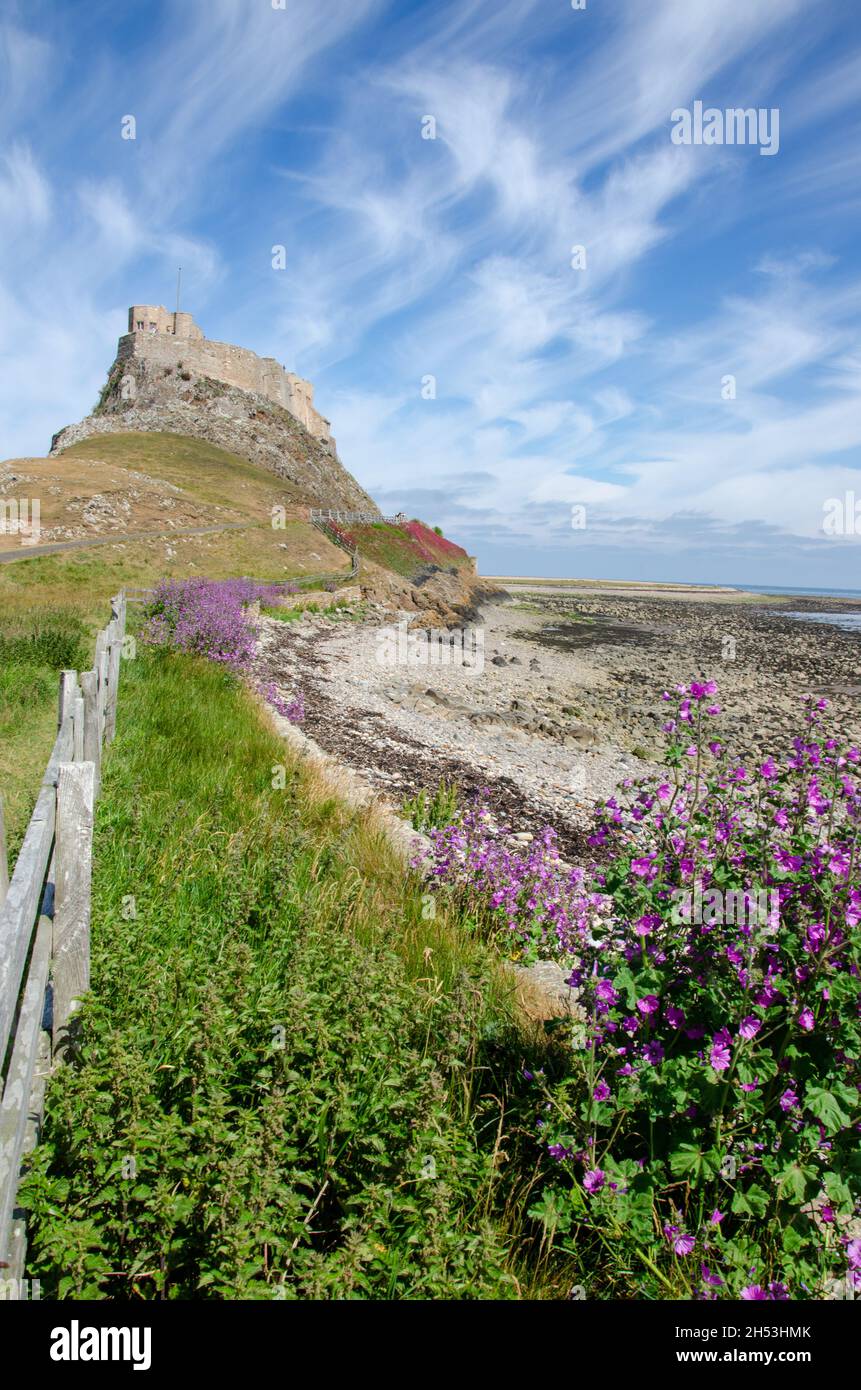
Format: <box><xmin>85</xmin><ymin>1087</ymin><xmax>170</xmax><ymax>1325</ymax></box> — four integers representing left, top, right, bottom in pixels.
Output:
<box><xmin>142</xmin><ymin>577</ymin><xmax>297</xmax><ymax>672</ymax></box>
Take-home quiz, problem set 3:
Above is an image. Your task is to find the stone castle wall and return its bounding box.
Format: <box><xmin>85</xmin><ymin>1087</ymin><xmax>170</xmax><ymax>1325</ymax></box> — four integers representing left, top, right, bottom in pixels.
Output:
<box><xmin>120</xmin><ymin>306</ymin><xmax>335</xmax><ymax>449</ymax></box>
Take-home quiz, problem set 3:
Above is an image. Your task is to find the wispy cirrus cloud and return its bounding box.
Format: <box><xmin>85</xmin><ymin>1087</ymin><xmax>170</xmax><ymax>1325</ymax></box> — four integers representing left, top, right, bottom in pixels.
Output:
<box><xmin>1</xmin><ymin>0</ymin><xmax>859</xmax><ymax>586</ymax></box>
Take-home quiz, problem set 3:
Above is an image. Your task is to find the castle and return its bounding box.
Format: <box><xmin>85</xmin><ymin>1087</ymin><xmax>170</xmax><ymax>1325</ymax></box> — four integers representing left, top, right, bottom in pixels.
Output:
<box><xmin>120</xmin><ymin>305</ymin><xmax>335</xmax><ymax>450</ymax></box>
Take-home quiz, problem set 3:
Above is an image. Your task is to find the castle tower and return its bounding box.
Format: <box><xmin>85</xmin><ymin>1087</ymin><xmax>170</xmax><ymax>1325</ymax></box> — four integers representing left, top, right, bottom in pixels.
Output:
<box><xmin>127</xmin><ymin>305</ymin><xmax>204</xmax><ymax>340</ymax></box>
<box><xmin>118</xmin><ymin>305</ymin><xmax>334</xmax><ymax>450</ymax></box>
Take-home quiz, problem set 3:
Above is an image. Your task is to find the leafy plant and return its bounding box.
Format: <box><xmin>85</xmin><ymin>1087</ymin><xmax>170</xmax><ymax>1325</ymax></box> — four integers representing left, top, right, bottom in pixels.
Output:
<box><xmin>18</xmin><ymin>652</ymin><xmax>521</xmax><ymax>1300</ymax></box>
<box><xmin>421</xmin><ymin>685</ymin><xmax>861</xmax><ymax>1299</ymax></box>
<box><xmin>403</xmin><ymin>780</ymin><xmax>462</xmax><ymax>833</ymax></box>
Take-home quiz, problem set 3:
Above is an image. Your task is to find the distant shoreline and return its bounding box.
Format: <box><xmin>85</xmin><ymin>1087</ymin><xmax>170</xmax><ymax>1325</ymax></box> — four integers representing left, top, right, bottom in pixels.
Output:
<box><xmin>484</xmin><ymin>576</ymin><xmax>861</xmax><ymax>603</ymax></box>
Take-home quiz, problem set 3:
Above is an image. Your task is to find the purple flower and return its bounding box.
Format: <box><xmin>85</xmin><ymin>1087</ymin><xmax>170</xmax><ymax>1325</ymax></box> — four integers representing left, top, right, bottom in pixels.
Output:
<box><xmin>547</xmin><ymin>1143</ymin><xmax>573</xmax><ymax>1161</ymax></box>
<box><xmin>740</xmin><ymin>1285</ymin><xmax>768</xmax><ymax>1300</ymax></box>
<box><xmin>636</xmin><ymin>994</ymin><xmax>660</xmax><ymax>1017</ymax></box>
<box><xmin>710</xmin><ymin>1209</ymin><xmax>724</xmax><ymax>1225</ymax></box>
<box><xmin>665</xmin><ymin>1005</ymin><xmax>686</xmax><ymax>1029</ymax></box>
<box><xmin>674</xmin><ymin>1233</ymin><xmax>695</xmax><ymax>1256</ymax></box>
<box><xmin>593</xmin><ymin>1081</ymin><xmax>611</xmax><ymax>1102</ymax></box>
<box><xmin>642</xmin><ymin>1041</ymin><xmax>665</xmax><ymax>1065</ymax></box>
<box><xmin>738</xmin><ymin>1015</ymin><xmax>760</xmax><ymax>1041</ymax></box>
<box><xmin>701</xmin><ymin>1263</ymin><xmax>723</xmax><ymax>1287</ymax></box>
<box><xmin>583</xmin><ymin>1169</ymin><xmax>605</xmax><ymax>1194</ymax></box>
<box><xmin>631</xmin><ymin>855</ymin><xmax>658</xmax><ymax>882</ymax></box>
<box><xmin>710</xmin><ymin>1028</ymin><xmax>733</xmax><ymax>1072</ymax></box>
<box><xmin>798</xmin><ymin>1007</ymin><xmax>815</xmax><ymax>1032</ymax></box>
<box><xmin>779</xmin><ymin>1088</ymin><xmax>799</xmax><ymax>1112</ymax></box>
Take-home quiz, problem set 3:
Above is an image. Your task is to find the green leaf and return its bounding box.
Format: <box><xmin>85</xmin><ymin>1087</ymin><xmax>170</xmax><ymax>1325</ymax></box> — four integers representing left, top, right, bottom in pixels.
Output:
<box><xmin>670</xmin><ymin>1144</ymin><xmax>721</xmax><ymax>1185</ymax></box>
<box><xmin>823</xmin><ymin>1172</ymin><xmax>854</xmax><ymax>1213</ymax></box>
<box><xmin>731</xmin><ymin>1183</ymin><xmax>770</xmax><ymax>1219</ymax></box>
<box><xmin>805</xmin><ymin>1085</ymin><xmax>851</xmax><ymax>1135</ymax></box>
<box><xmin>527</xmin><ymin>1187</ymin><xmax>573</xmax><ymax>1234</ymax></box>
<box><xmin>782</xmin><ymin>1225</ymin><xmax>805</xmax><ymax>1254</ymax></box>
<box><xmin>776</xmin><ymin>1164</ymin><xmax>808</xmax><ymax>1206</ymax></box>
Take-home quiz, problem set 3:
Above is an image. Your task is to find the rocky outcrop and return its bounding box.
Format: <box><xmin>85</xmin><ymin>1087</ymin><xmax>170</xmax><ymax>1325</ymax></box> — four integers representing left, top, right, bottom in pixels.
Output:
<box><xmin>50</xmin><ymin>353</ymin><xmax>377</xmax><ymax>515</ymax></box>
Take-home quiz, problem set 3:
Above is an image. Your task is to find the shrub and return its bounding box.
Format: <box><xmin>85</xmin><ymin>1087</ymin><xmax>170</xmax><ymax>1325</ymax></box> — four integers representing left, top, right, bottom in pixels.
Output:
<box><xmin>422</xmin><ymin>685</ymin><xmax>861</xmax><ymax>1299</ymax></box>
<box><xmin>141</xmin><ymin>578</ymin><xmax>287</xmax><ymax>671</ymax></box>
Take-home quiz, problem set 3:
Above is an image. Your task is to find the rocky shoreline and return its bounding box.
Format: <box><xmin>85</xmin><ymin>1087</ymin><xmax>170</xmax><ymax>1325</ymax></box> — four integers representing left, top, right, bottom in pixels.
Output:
<box><xmin>252</xmin><ymin>584</ymin><xmax>861</xmax><ymax>863</ymax></box>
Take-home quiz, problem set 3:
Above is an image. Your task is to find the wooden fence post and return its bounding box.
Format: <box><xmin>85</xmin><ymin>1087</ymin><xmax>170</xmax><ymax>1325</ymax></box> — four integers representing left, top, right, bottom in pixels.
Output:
<box><xmin>80</xmin><ymin>670</ymin><xmax>101</xmax><ymax>800</ymax></box>
<box><xmin>72</xmin><ymin>694</ymin><xmax>85</xmax><ymax>762</ymax></box>
<box><xmin>0</xmin><ymin>795</ymin><xmax>8</xmax><ymax>910</ymax></box>
<box><xmin>0</xmin><ymin>912</ymin><xmax>52</xmax><ymax>1267</ymax></box>
<box><xmin>94</xmin><ymin>631</ymin><xmax>109</xmax><ymax>744</ymax></box>
<box><xmin>105</xmin><ymin>632</ymin><xmax>122</xmax><ymax>745</ymax></box>
<box><xmin>52</xmin><ymin>762</ymin><xmax>95</xmax><ymax>1059</ymax></box>
<box><xmin>57</xmin><ymin>670</ymin><xmax>78</xmax><ymax>730</ymax></box>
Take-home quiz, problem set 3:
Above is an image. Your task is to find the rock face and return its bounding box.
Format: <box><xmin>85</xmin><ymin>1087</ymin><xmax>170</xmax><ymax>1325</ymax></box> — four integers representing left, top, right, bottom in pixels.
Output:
<box><xmin>50</xmin><ymin>351</ymin><xmax>378</xmax><ymax>515</ymax></box>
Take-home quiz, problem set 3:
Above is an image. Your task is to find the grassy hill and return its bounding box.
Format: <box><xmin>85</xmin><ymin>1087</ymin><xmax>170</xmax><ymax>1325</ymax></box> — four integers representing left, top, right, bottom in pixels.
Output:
<box><xmin>0</xmin><ymin>431</ymin><xmax>352</xmax><ymax>858</ymax></box>
<box><xmin>345</xmin><ymin>518</ymin><xmax>473</xmax><ymax>581</ymax></box>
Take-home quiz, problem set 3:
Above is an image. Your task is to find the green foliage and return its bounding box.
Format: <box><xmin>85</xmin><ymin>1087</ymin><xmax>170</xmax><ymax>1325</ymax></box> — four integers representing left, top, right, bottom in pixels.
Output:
<box><xmin>403</xmin><ymin>780</ymin><xmax>461</xmax><ymax>833</ymax></box>
<box><xmin>19</xmin><ymin>652</ymin><xmax>522</xmax><ymax>1300</ymax></box>
<box><xmin>0</xmin><ymin>607</ymin><xmax>88</xmax><ymax>677</ymax></box>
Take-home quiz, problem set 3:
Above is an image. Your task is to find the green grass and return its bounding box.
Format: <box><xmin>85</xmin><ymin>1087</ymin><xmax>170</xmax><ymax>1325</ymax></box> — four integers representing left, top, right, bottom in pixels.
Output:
<box><xmin>261</xmin><ymin>600</ymin><xmax>360</xmax><ymax>624</ymax></box>
<box><xmin>19</xmin><ymin>650</ymin><xmax>565</xmax><ymax>1300</ymax></box>
<box><xmin>349</xmin><ymin>522</ymin><xmax>469</xmax><ymax>582</ymax></box>
<box><xmin>0</xmin><ymin>607</ymin><xmax>90</xmax><ymax>862</ymax></box>
<box><xmin>56</xmin><ymin>431</ymin><xmax>309</xmax><ymax>511</ymax></box>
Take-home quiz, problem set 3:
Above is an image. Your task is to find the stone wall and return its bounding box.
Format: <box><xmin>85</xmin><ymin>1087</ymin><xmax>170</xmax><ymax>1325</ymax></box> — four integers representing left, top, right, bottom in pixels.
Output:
<box><xmin>119</xmin><ymin>306</ymin><xmax>334</xmax><ymax>448</ymax></box>
<box><xmin>128</xmin><ymin>305</ymin><xmax>204</xmax><ymax>339</ymax></box>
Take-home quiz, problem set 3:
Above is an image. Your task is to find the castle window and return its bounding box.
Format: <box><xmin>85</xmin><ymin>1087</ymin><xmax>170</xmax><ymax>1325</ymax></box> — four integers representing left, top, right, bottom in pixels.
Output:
<box><xmin>136</xmin><ymin>320</ymin><xmax>144</xmax><ymax>330</ymax></box>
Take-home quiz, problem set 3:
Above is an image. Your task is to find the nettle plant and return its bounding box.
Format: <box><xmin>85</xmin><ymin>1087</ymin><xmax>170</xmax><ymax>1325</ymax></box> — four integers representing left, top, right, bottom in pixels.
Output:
<box><xmin>425</xmin><ymin>684</ymin><xmax>861</xmax><ymax>1299</ymax></box>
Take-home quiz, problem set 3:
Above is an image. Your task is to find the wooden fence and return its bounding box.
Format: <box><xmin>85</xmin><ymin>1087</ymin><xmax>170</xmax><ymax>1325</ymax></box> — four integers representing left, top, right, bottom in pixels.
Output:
<box><xmin>0</xmin><ymin>590</ymin><xmax>127</xmax><ymax>1283</ymax></box>
<box><xmin>309</xmin><ymin>508</ymin><xmax>405</xmax><ymax>525</ymax></box>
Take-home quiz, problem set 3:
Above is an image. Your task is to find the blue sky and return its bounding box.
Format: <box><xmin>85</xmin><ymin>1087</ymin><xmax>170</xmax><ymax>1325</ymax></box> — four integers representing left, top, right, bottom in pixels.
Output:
<box><xmin>2</xmin><ymin>0</ymin><xmax>860</xmax><ymax>586</ymax></box>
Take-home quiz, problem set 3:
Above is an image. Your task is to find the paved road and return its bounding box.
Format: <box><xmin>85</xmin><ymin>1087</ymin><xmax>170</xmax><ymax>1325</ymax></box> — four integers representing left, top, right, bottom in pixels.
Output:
<box><xmin>0</xmin><ymin>521</ymin><xmax>258</xmax><ymax>565</ymax></box>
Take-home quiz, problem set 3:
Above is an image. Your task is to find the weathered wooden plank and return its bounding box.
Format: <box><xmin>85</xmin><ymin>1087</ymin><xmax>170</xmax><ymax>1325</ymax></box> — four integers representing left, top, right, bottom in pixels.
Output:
<box><xmin>72</xmin><ymin>695</ymin><xmax>84</xmax><ymax>762</ymax></box>
<box><xmin>105</xmin><ymin>638</ymin><xmax>122</xmax><ymax>745</ymax></box>
<box><xmin>41</xmin><ymin>715</ymin><xmax>74</xmax><ymax>790</ymax></box>
<box><xmin>0</xmin><ymin>795</ymin><xmax>8</xmax><ymax>911</ymax></box>
<box><xmin>94</xmin><ymin>630</ymin><xmax>109</xmax><ymax>741</ymax></box>
<box><xmin>57</xmin><ymin>670</ymin><xmax>78</xmax><ymax>731</ymax></box>
<box><xmin>0</xmin><ymin>784</ymin><xmax>54</xmax><ymax>1064</ymax></box>
<box><xmin>0</xmin><ymin>913</ymin><xmax>51</xmax><ymax>1269</ymax></box>
<box><xmin>5</xmin><ymin>1023</ymin><xmax>50</xmax><ymax>1289</ymax></box>
<box><xmin>80</xmin><ymin>670</ymin><xmax>101</xmax><ymax>800</ymax></box>
<box><xmin>52</xmin><ymin>762</ymin><xmax>95</xmax><ymax>1059</ymax></box>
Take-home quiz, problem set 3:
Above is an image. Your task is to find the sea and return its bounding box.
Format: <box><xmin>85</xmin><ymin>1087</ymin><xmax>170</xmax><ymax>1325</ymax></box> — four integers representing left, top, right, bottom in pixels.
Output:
<box><xmin>734</xmin><ymin>585</ymin><xmax>861</xmax><ymax>599</ymax></box>
<box><xmin>731</xmin><ymin>583</ymin><xmax>861</xmax><ymax>634</ymax></box>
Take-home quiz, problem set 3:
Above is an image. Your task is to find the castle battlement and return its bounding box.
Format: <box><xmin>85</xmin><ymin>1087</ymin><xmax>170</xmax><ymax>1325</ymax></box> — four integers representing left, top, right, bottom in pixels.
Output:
<box><xmin>119</xmin><ymin>305</ymin><xmax>334</xmax><ymax>448</ymax></box>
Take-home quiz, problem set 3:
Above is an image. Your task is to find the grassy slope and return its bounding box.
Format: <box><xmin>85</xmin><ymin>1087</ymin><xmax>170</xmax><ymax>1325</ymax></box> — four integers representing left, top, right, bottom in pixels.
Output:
<box><xmin>0</xmin><ymin>433</ymin><xmax>350</xmax><ymax>859</ymax></box>
<box><xmin>19</xmin><ymin>650</ymin><xmax>557</xmax><ymax>1299</ymax></box>
<box><xmin>55</xmin><ymin>431</ymin><xmax>311</xmax><ymax>514</ymax></box>
<box><xmin>346</xmin><ymin>520</ymin><xmax>471</xmax><ymax>581</ymax></box>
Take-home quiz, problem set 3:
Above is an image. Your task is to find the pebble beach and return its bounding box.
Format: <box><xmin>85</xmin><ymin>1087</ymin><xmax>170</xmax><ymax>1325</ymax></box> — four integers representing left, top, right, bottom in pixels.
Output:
<box><xmin>253</xmin><ymin>580</ymin><xmax>861</xmax><ymax>857</ymax></box>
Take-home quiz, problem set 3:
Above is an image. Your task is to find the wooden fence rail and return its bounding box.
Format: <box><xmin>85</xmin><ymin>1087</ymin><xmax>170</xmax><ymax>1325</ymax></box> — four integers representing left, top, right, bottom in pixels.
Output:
<box><xmin>0</xmin><ymin>590</ymin><xmax>126</xmax><ymax>1284</ymax></box>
